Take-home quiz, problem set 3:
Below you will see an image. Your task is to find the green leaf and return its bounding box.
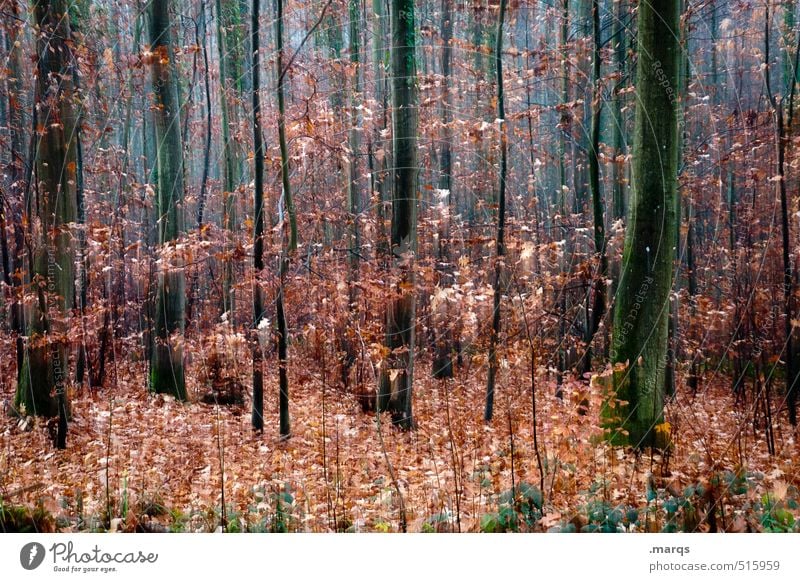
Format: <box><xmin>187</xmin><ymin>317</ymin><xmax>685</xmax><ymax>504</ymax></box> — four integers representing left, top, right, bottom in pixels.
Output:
<box><xmin>480</xmin><ymin>513</ymin><xmax>500</xmax><ymax>533</ymax></box>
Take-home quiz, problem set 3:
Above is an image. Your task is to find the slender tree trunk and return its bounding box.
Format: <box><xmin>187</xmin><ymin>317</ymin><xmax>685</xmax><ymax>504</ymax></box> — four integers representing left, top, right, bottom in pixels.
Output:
<box><xmin>276</xmin><ymin>0</ymin><xmax>297</xmax><ymax>253</ymax></box>
<box><xmin>685</xmin><ymin>15</ymin><xmax>696</xmax><ymax>394</ymax></box>
<box><xmin>197</xmin><ymin>4</ymin><xmax>213</xmax><ymax>232</ymax></box>
<box><xmin>556</xmin><ymin>0</ymin><xmax>569</xmax><ymax>396</ymax></box>
<box><xmin>484</xmin><ymin>0</ymin><xmax>508</xmax><ymax>422</ymax></box>
<box><xmin>5</xmin><ymin>0</ymin><xmax>26</xmax><ymax>389</ymax></box>
<box><xmin>666</xmin><ymin>3</ymin><xmax>691</xmax><ymax>398</ymax></box>
<box><xmin>611</xmin><ymin>0</ymin><xmax>627</xmax><ymax>222</ymax></box>
<box><xmin>341</xmin><ymin>0</ymin><xmax>362</xmax><ymax>391</ymax></box>
<box><xmin>432</xmin><ymin>0</ymin><xmax>455</xmax><ymax>380</ymax></box>
<box><xmin>275</xmin><ymin>0</ymin><xmax>292</xmax><ymax>438</ymax></box>
<box><xmin>371</xmin><ymin>0</ymin><xmax>389</xmax><ymax>264</ymax></box>
<box><xmin>251</xmin><ymin>0</ymin><xmax>265</xmax><ymax>432</ymax></box>
<box><xmin>186</xmin><ymin>1</ymin><xmax>214</xmax><ymax>329</ymax></box>
<box><xmin>148</xmin><ymin>0</ymin><xmax>187</xmax><ymax>400</ymax></box>
<box><xmin>765</xmin><ymin>1</ymin><xmax>798</xmax><ymax>425</ymax></box>
<box><xmin>783</xmin><ymin>0</ymin><xmax>797</xmax><ymax>96</ymax></box>
<box><xmin>217</xmin><ymin>0</ymin><xmax>247</xmax><ymax>318</ymax></box>
<box><xmin>786</xmin><ymin>2</ymin><xmax>800</xmax><ymax>422</ymax></box>
<box><xmin>609</xmin><ymin>0</ymin><xmax>681</xmax><ymax>448</ymax></box>
<box><xmin>69</xmin><ymin>5</ymin><xmax>89</xmax><ymax>389</ymax></box>
<box><xmin>583</xmin><ymin>0</ymin><xmax>606</xmax><ymax>373</ymax></box>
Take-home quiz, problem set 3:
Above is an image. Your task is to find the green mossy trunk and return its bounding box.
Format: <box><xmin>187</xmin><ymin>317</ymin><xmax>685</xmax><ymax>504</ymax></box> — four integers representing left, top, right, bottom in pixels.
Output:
<box><xmin>148</xmin><ymin>0</ymin><xmax>187</xmax><ymax>400</ymax></box>
<box><xmin>379</xmin><ymin>0</ymin><xmax>418</xmax><ymax>429</ymax></box>
<box><xmin>609</xmin><ymin>0</ymin><xmax>680</xmax><ymax>448</ymax></box>
<box><xmin>15</xmin><ymin>0</ymin><xmax>78</xmax><ymax>433</ymax></box>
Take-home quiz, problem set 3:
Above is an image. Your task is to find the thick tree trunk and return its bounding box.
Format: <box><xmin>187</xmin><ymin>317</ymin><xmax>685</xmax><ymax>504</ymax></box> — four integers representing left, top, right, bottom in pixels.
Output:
<box><xmin>379</xmin><ymin>0</ymin><xmax>418</xmax><ymax>429</ymax></box>
<box><xmin>16</xmin><ymin>0</ymin><xmax>79</xmax><ymax>451</ymax></box>
<box><xmin>148</xmin><ymin>0</ymin><xmax>187</xmax><ymax>400</ymax></box>
<box><xmin>609</xmin><ymin>0</ymin><xmax>680</xmax><ymax>448</ymax></box>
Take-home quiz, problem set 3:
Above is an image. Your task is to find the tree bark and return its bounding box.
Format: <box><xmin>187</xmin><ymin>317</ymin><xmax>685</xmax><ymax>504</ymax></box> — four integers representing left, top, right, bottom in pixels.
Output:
<box><xmin>484</xmin><ymin>0</ymin><xmax>508</xmax><ymax>422</ymax></box>
<box><xmin>16</xmin><ymin>0</ymin><xmax>80</xmax><ymax>450</ymax></box>
<box><xmin>432</xmin><ymin>0</ymin><xmax>455</xmax><ymax>380</ymax></box>
<box><xmin>609</xmin><ymin>0</ymin><xmax>681</xmax><ymax>448</ymax></box>
<box><xmin>148</xmin><ymin>0</ymin><xmax>187</xmax><ymax>400</ymax></box>
<box><xmin>379</xmin><ymin>0</ymin><xmax>418</xmax><ymax>429</ymax></box>
<box><xmin>217</xmin><ymin>0</ymin><xmax>247</xmax><ymax>318</ymax></box>
<box><xmin>765</xmin><ymin>1</ymin><xmax>798</xmax><ymax>425</ymax></box>
<box><xmin>584</xmin><ymin>0</ymin><xmax>606</xmax><ymax>372</ymax></box>
<box><xmin>4</xmin><ymin>0</ymin><xmax>27</xmax><ymax>393</ymax></box>
<box><xmin>251</xmin><ymin>0</ymin><xmax>265</xmax><ymax>432</ymax></box>
<box><xmin>275</xmin><ymin>0</ymin><xmax>292</xmax><ymax>438</ymax></box>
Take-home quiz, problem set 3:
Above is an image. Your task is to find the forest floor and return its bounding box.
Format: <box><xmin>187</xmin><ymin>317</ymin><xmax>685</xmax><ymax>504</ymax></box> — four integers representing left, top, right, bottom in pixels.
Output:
<box><xmin>2</xmin><ymin>353</ymin><xmax>800</xmax><ymax>533</ymax></box>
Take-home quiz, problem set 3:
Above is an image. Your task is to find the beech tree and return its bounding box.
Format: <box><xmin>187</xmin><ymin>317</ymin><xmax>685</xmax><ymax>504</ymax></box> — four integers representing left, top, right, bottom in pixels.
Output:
<box><xmin>15</xmin><ymin>0</ymin><xmax>80</xmax><ymax>450</ymax></box>
<box><xmin>147</xmin><ymin>0</ymin><xmax>187</xmax><ymax>399</ymax></box>
<box><xmin>610</xmin><ymin>0</ymin><xmax>681</xmax><ymax>448</ymax></box>
<box><xmin>379</xmin><ymin>0</ymin><xmax>418</xmax><ymax>429</ymax></box>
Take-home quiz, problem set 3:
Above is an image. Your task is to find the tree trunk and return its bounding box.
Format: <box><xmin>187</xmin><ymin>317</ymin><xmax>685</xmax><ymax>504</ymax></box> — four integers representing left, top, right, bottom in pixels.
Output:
<box><xmin>371</xmin><ymin>0</ymin><xmax>389</xmax><ymax>264</ymax></box>
<box><xmin>379</xmin><ymin>0</ymin><xmax>418</xmax><ymax>429</ymax></box>
<box><xmin>276</xmin><ymin>0</ymin><xmax>297</xmax><ymax>253</ymax></box>
<box><xmin>341</xmin><ymin>0</ymin><xmax>362</xmax><ymax>391</ymax></box>
<box><xmin>484</xmin><ymin>0</ymin><xmax>508</xmax><ymax>422</ymax></box>
<box><xmin>16</xmin><ymin>0</ymin><xmax>80</xmax><ymax>451</ymax></box>
<box><xmin>148</xmin><ymin>0</ymin><xmax>187</xmax><ymax>400</ymax></box>
<box><xmin>432</xmin><ymin>0</ymin><xmax>455</xmax><ymax>380</ymax></box>
<box><xmin>5</xmin><ymin>0</ymin><xmax>27</xmax><ymax>392</ymax></box>
<box><xmin>611</xmin><ymin>0</ymin><xmax>627</xmax><ymax>222</ymax></box>
<box><xmin>584</xmin><ymin>0</ymin><xmax>606</xmax><ymax>373</ymax></box>
<box><xmin>251</xmin><ymin>0</ymin><xmax>265</xmax><ymax>432</ymax></box>
<box><xmin>556</xmin><ymin>0</ymin><xmax>569</xmax><ymax>396</ymax></box>
<box><xmin>275</xmin><ymin>0</ymin><xmax>292</xmax><ymax>438</ymax></box>
<box><xmin>765</xmin><ymin>1</ymin><xmax>798</xmax><ymax>425</ymax></box>
<box><xmin>609</xmin><ymin>0</ymin><xmax>680</xmax><ymax>448</ymax></box>
<box><xmin>217</xmin><ymin>0</ymin><xmax>247</xmax><ymax>318</ymax></box>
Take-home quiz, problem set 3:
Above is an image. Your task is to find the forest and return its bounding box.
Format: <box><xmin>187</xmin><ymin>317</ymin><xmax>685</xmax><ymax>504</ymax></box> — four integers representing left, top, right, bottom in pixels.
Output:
<box><xmin>0</xmin><ymin>0</ymin><xmax>799</xmax><ymax>534</ymax></box>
